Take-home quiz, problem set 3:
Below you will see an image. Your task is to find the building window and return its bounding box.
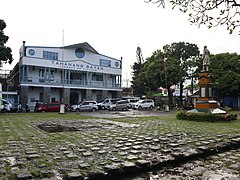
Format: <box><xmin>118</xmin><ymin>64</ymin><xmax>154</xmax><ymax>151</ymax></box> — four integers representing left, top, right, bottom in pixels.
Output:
<box><xmin>50</xmin><ymin>70</ymin><xmax>54</xmax><ymax>78</ymax></box>
<box><xmin>28</xmin><ymin>49</ymin><xmax>35</xmax><ymax>56</ymax></box>
<box><xmin>92</xmin><ymin>73</ymin><xmax>103</xmax><ymax>81</ymax></box>
<box><xmin>115</xmin><ymin>61</ymin><xmax>120</xmax><ymax>67</ymax></box>
<box><xmin>75</xmin><ymin>48</ymin><xmax>85</xmax><ymax>59</ymax></box>
<box><xmin>39</xmin><ymin>93</ymin><xmax>43</xmax><ymax>102</ymax></box>
<box><xmin>43</xmin><ymin>51</ymin><xmax>58</xmax><ymax>60</ymax></box>
<box><xmin>39</xmin><ymin>69</ymin><xmax>44</xmax><ymax>78</ymax></box>
<box><xmin>100</xmin><ymin>59</ymin><xmax>111</xmax><ymax>67</ymax></box>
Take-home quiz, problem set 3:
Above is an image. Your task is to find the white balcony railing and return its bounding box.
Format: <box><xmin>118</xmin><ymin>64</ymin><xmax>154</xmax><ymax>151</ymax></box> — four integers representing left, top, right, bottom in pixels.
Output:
<box><xmin>21</xmin><ymin>77</ymin><xmax>121</xmax><ymax>89</ymax></box>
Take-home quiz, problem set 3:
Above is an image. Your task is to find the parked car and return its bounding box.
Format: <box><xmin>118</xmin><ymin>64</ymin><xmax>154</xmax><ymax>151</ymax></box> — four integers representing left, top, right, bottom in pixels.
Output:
<box><xmin>132</xmin><ymin>99</ymin><xmax>155</xmax><ymax>110</ymax></box>
<box><xmin>97</xmin><ymin>98</ymin><xmax>121</xmax><ymax>110</ymax></box>
<box><xmin>1</xmin><ymin>99</ymin><xmax>13</xmax><ymax>112</ymax></box>
<box><xmin>96</xmin><ymin>99</ymin><xmax>105</xmax><ymax>110</ymax></box>
<box><xmin>108</xmin><ymin>100</ymin><xmax>130</xmax><ymax>111</ymax></box>
<box><xmin>127</xmin><ymin>98</ymin><xmax>139</xmax><ymax>109</ymax></box>
<box><xmin>36</xmin><ymin>102</ymin><xmax>67</xmax><ymax>112</ymax></box>
<box><xmin>70</xmin><ymin>103</ymin><xmax>81</xmax><ymax>112</ymax></box>
<box><xmin>75</xmin><ymin>101</ymin><xmax>98</xmax><ymax>112</ymax></box>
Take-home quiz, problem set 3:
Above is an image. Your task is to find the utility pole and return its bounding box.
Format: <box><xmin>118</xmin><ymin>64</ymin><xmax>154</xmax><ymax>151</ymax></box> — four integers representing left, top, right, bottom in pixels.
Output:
<box><xmin>60</xmin><ymin>30</ymin><xmax>65</xmax><ymax>114</ymax></box>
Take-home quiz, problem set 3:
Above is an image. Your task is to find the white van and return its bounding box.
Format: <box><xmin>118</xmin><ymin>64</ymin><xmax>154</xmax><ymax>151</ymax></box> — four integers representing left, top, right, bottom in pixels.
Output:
<box><xmin>127</xmin><ymin>99</ymin><xmax>139</xmax><ymax>109</ymax></box>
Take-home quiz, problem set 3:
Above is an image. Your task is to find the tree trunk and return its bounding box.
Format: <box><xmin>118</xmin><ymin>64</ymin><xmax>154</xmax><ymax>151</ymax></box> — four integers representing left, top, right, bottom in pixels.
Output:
<box><xmin>191</xmin><ymin>76</ymin><xmax>194</xmax><ymax>94</ymax></box>
<box><xmin>168</xmin><ymin>88</ymin><xmax>174</xmax><ymax>109</ymax></box>
<box><xmin>180</xmin><ymin>80</ymin><xmax>184</xmax><ymax>108</ymax></box>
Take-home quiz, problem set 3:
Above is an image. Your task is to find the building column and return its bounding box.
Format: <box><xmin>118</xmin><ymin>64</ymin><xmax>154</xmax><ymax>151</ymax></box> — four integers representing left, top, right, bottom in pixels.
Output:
<box><xmin>44</xmin><ymin>67</ymin><xmax>47</xmax><ymax>82</ymax></box>
<box><xmin>26</xmin><ymin>65</ymin><xmax>29</xmax><ymax>81</ymax></box>
<box><xmin>102</xmin><ymin>90</ymin><xmax>108</xmax><ymax>100</ymax></box>
<box><xmin>116</xmin><ymin>91</ymin><xmax>122</xmax><ymax>98</ymax></box>
<box><xmin>43</xmin><ymin>87</ymin><xmax>50</xmax><ymax>103</ymax></box>
<box><xmin>63</xmin><ymin>88</ymin><xmax>70</xmax><ymax>105</ymax></box>
<box><xmin>104</xmin><ymin>74</ymin><xmax>107</xmax><ymax>87</ymax></box>
<box><xmin>119</xmin><ymin>75</ymin><xmax>122</xmax><ymax>87</ymax></box>
<box><xmin>19</xmin><ymin>86</ymin><xmax>28</xmax><ymax>107</ymax></box>
<box><xmin>87</xmin><ymin>72</ymin><xmax>92</xmax><ymax>86</ymax></box>
<box><xmin>86</xmin><ymin>89</ymin><xmax>92</xmax><ymax>100</ymax></box>
<box><xmin>19</xmin><ymin>66</ymin><xmax>22</xmax><ymax>83</ymax></box>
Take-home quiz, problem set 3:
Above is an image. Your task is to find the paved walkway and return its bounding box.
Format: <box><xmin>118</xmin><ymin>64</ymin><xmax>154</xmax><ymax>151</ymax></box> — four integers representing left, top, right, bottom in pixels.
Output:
<box><xmin>133</xmin><ymin>148</ymin><xmax>240</xmax><ymax>180</ymax></box>
<box><xmin>0</xmin><ymin>112</ymin><xmax>239</xmax><ymax>179</ymax></box>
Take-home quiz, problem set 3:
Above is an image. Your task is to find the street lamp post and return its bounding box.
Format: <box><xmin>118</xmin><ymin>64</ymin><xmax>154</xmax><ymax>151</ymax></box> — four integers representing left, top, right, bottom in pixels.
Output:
<box><xmin>60</xmin><ymin>30</ymin><xmax>65</xmax><ymax>114</ymax></box>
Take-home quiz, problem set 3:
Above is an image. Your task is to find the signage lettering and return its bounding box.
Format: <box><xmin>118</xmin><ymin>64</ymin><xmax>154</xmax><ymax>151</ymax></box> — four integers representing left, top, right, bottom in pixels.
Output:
<box><xmin>52</xmin><ymin>61</ymin><xmax>104</xmax><ymax>72</ymax></box>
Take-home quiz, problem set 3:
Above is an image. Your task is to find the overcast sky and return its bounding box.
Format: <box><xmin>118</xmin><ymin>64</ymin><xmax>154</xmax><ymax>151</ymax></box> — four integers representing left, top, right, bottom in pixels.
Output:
<box><xmin>1</xmin><ymin>0</ymin><xmax>240</xmax><ymax>86</ymax></box>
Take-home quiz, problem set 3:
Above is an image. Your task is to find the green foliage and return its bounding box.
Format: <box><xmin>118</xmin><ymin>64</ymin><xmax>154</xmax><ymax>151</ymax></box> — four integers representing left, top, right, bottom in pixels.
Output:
<box><xmin>211</xmin><ymin>53</ymin><xmax>240</xmax><ymax>97</ymax></box>
<box><xmin>0</xmin><ymin>19</ymin><xmax>13</xmax><ymax>66</ymax></box>
<box><xmin>163</xmin><ymin>42</ymin><xmax>200</xmax><ymax>107</ymax></box>
<box><xmin>131</xmin><ymin>42</ymin><xmax>200</xmax><ymax>107</ymax></box>
<box><xmin>145</xmin><ymin>0</ymin><xmax>240</xmax><ymax>34</ymax></box>
<box><xmin>131</xmin><ymin>46</ymin><xmax>146</xmax><ymax>97</ymax></box>
<box><xmin>142</xmin><ymin>49</ymin><xmax>182</xmax><ymax>90</ymax></box>
<box><xmin>176</xmin><ymin>111</ymin><xmax>237</xmax><ymax>122</ymax></box>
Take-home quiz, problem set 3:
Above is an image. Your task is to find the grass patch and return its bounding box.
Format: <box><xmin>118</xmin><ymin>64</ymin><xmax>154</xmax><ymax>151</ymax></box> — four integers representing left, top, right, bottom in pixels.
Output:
<box><xmin>0</xmin><ymin>111</ymin><xmax>239</xmax><ymax>178</ymax></box>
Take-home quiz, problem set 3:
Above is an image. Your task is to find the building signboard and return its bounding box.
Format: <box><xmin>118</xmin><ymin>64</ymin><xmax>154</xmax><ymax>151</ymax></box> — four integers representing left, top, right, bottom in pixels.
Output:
<box><xmin>21</xmin><ymin>58</ymin><xmax>121</xmax><ymax>74</ymax></box>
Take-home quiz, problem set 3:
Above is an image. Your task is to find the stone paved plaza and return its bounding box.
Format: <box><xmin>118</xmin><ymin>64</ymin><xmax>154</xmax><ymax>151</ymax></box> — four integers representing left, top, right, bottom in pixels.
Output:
<box><xmin>0</xmin><ymin>111</ymin><xmax>239</xmax><ymax>179</ymax></box>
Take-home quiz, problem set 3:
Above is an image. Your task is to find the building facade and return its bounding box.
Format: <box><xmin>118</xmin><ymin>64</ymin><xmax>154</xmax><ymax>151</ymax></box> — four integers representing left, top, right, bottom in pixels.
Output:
<box><xmin>9</xmin><ymin>42</ymin><xmax>122</xmax><ymax>110</ymax></box>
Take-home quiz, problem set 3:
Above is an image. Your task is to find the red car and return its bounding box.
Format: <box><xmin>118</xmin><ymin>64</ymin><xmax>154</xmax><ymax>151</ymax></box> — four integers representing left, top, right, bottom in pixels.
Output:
<box><xmin>36</xmin><ymin>102</ymin><xmax>67</xmax><ymax>112</ymax></box>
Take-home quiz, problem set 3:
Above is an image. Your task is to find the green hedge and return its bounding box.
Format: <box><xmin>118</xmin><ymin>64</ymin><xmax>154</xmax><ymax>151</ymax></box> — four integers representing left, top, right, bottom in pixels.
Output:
<box><xmin>176</xmin><ymin>111</ymin><xmax>237</xmax><ymax>122</ymax></box>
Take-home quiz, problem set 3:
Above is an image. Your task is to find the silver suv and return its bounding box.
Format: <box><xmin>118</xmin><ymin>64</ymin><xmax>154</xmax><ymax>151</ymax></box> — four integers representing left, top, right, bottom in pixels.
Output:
<box><xmin>97</xmin><ymin>98</ymin><xmax>121</xmax><ymax>110</ymax></box>
<box><xmin>132</xmin><ymin>99</ymin><xmax>155</xmax><ymax>110</ymax></box>
<box><xmin>108</xmin><ymin>100</ymin><xmax>130</xmax><ymax>111</ymax></box>
<box><xmin>71</xmin><ymin>101</ymin><xmax>98</xmax><ymax>112</ymax></box>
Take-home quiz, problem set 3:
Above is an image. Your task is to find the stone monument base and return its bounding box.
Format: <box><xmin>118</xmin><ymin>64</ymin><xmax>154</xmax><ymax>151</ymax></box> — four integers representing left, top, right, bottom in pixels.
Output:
<box><xmin>195</xmin><ymin>100</ymin><xmax>218</xmax><ymax>112</ymax></box>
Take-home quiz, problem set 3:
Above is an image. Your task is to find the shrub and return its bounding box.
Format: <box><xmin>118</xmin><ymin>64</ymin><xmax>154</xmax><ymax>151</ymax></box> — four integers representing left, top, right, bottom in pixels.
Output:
<box><xmin>176</xmin><ymin>111</ymin><xmax>237</xmax><ymax>122</ymax></box>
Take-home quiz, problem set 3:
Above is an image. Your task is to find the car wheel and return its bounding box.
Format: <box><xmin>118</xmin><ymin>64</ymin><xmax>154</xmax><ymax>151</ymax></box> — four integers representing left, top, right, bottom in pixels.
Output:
<box><xmin>126</xmin><ymin>106</ymin><xmax>129</xmax><ymax>111</ymax></box>
<box><xmin>42</xmin><ymin>110</ymin><xmax>45</xmax><ymax>113</ymax></box>
<box><xmin>76</xmin><ymin>109</ymin><xmax>80</xmax><ymax>112</ymax></box>
<box><xmin>92</xmin><ymin>108</ymin><xmax>96</xmax><ymax>112</ymax></box>
<box><xmin>112</xmin><ymin>107</ymin><xmax>116</xmax><ymax>111</ymax></box>
<box><xmin>149</xmin><ymin>105</ymin><xmax>153</xmax><ymax>109</ymax></box>
<box><xmin>102</xmin><ymin>106</ymin><xmax>105</xmax><ymax>110</ymax></box>
<box><xmin>138</xmin><ymin>106</ymin><xmax>142</xmax><ymax>109</ymax></box>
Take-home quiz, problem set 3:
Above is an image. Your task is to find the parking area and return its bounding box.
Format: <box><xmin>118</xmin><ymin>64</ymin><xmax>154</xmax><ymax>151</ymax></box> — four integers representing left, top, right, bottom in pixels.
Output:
<box><xmin>74</xmin><ymin>109</ymin><xmax>175</xmax><ymax>118</ymax></box>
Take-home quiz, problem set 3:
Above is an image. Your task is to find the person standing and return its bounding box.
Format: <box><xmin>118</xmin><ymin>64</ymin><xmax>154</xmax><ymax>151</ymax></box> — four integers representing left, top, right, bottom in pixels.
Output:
<box><xmin>18</xmin><ymin>103</ymin><xmax>22</xmax><ymax>112</ymax></box>
<box><xmin>34</xmin><ymin>101</ymin><xmax>39</xmax><ymax>112</ymax></box>
<box><xmin>25</xmin><ymin>104</ymin><xmax>30</xmax><ymax>112</ymax></box>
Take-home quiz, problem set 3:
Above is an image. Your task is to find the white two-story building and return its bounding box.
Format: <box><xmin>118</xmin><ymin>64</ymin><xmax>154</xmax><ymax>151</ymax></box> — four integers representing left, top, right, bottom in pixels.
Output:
<box><xmin>9</xmin><ymin>41</ymin><xmax>122</xmax><ymax>109</ymax></box>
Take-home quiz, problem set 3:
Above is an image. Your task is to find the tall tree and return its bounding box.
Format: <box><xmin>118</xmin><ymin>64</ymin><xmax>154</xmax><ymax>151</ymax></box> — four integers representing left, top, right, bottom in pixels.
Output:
<box><xmin>211</xmin><ymin>53</ymin><xmax>240</xmax><ymax>99</ymax></box>
<box><xmin>163</xmin><ymin>42</ymin><xmax>200</xmax><ymax>107</ymax></box>
<box><xmin>136</xmin><ymin>49</ymin><xmax>183</xmax><ymax>106</ymax></box>
<box><xmin>145</xmin><ymin>0</ymin><xmax>240</xmax><ymax>34</ymax></box>
<box><xmin>131</xmin><ymin>46</ymin><xmax>145</xmax><ymax>96</ymax></box>
<box><xmin>0</xmin><ymin>19</ymin><xmax>13</xmax><ymax>67</ymax></box>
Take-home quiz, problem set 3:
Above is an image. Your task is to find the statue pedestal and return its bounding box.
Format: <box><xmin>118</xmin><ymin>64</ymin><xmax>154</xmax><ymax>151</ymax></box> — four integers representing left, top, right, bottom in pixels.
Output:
<box><xmin>195</xmin><ymin>67</ymin><xmax>218</xmax><ymax>112</ymax></box>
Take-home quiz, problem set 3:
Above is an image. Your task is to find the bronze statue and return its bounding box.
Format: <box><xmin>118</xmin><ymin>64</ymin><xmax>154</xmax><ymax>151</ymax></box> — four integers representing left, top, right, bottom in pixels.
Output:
<box><xmin>202</xmin><ymin>46</ymin><xmax>210</xmax><ymax>71</ymax></box>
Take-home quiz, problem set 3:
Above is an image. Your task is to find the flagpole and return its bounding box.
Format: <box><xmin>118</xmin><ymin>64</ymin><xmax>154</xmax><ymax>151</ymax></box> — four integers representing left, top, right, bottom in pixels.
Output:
<box><xmin>60</xmin><ymin>29</ymin><xmax>65</xmax><ymax>114</ymax></box>
<box><xmin>164</xmin><ymin>56</ymin><xmax>169</xmax><ymax>111</ymax></box>
<box><xmin>164</xmin><ymin>57</ymin><xmax>167</xmax><ymax>92</ymax></box>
